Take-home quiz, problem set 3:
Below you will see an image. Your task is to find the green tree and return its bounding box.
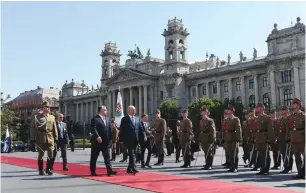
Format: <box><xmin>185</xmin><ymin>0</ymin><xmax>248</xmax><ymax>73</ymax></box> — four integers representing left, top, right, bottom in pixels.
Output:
<box><xmin>223</xmin><ymin>98</ymin><xmax>245</xmax><ymax>121</ymax></box>
<box><xmin>1</xmin><ymin>108</ymin><xmax>21</xmax><ymax>140</ymax></box>
<box><xmin>159</xmin><ymin>100</ymin><xmax>179</xmax><ymax>121</ymax></box>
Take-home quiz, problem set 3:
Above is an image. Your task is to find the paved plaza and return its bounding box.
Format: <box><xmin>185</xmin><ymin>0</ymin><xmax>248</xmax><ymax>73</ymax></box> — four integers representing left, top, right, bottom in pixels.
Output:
<box><xmin>1</xmin><ymin>147</ymin><xmax>305</xmax><ymax>193</ymax></box>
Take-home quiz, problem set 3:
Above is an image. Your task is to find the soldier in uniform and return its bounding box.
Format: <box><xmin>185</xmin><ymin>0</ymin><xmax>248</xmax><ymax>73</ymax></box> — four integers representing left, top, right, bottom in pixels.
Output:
<box><xmin>30</xmin><ymin>101</ymin><xmax>58</xmax><ymax>175</ymax></box>
<box><xmin>269</xmin><ymin>110</ymin><xmax>281</xmax><ymax>169</ymax></box>
<box><xmin>287</xmin><ymin>98</ymin><xmax>305</xmax><ymax>179</ymax></box>
<box><xmin>277</xmin><ymin>106</ymin><xmax>293</xmax><ymax>174</ymax></box>
<box><xmin>221</xmin><ymin>109</ymin><xmax>230</xmax><ymax>167</ymax></box>
<box><xmin>242</xmin><ymin>111</ymin><xmax>252</xmax><ymax>165</ymax></box>
<box><xmin>198</xmin><ymin>106</ymin><xmax>216</xmax><ymax>170</ymax></box>
<box><xmin>175</xmin><ymin>120</ymin><xmax>182</xmax><ymax>163</ymax></box>
<box><xmin>254</xmin><ymin>103</ymin><xmax>275</xmax><ymax>175</ymax></box>
<box><xmin>110</xmin><ymin>118</ymin><xmax>119</xmax><ymax>161</ymax></box>
<box><xmin>247</xmin><ymin>108</ymin><xmax>260</xmax><ymax>170</ymax></box>
<box><xmin>223</xmin><ymin>105</ymin><xmax>242</xmax><ymax>172</ymax></box>
<box><xmin>151</xmin><ymin>109</ymin><xmax>167</xmax><ymax>166</ymax></box>
<box><xmin>179</xmin><ymin>109</ymin><xmax>193</xmax><ymax>168</ymax></box>
<box><xmin>165</xmin><ymin>127</ymin><xmax>173</xmax><ymax>156</ymax></box>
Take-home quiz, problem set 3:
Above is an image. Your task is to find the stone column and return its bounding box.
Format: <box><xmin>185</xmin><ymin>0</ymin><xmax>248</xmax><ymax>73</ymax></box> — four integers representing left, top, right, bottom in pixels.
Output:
<box><xmin>113</xmin><ymin>90</ymin><xmax>117</xmax><ymax>118</ymax></box>
<box><xmin>293</xmin><ymin>66</ymin><xmax>300</xmax><ymax>99</ymax></box>
<box><xmin>107</xmin><ymin>92</ymin><xmax>112</xmax><ymax>116</ymax></box>
<box><xmin>80</xmin><ymin>103</ymin><xmax>84</xmax><ymax>123</ymax></box>
<box><xmin>206</xmin><ymin>82</ymin><xmax>210</xmax><ymax>98</ymax></box>
<box><xmin>228</xmin><ymin>78</ymin><xmax>232</xmax><ymax>100</ymax></box>
<box><xmin>254</xmin><ymin>75</ymin><xmax>259</xmax><ymax>104</ymax></box>
<box><xmin>64</xmin><ymin>104</ymin><xmax>67</xmax><ymax>117</ymax></box>
<box><xmin>138</xmin><ymin>86</ymin><xmax>142</xmax><ymax>115</ymax></box>
<box><xmin>85</xmin><ymin>102</ymin><xmax>88</xmax><ymax>123</ymax></box>
<box><xmin>195</xmin><ymin>85</ymin><xmax>199</xmax><ymax>100</ymax></box>
<box><xmin>217</xmin><ymin>80</ymin><xmax>221</xmax><ymax>100</ymax></box>
<box><xmin>269</xmin><ymin>71</ymin><xmax>277</xmax><ymax>109</ymax></box>
<box><xmin>279</xmin><ymin>87</ymin><xmax>284</xmax><ymax>106</ymax></box>
<box><xmin>144</xmin><ymin>85</ymin><xmax>148</xmax><ymax>114</ymax></box>
<box><xmin>186</xmin><ymin>86</ymin><xmax>189</xmax><ymax>104</ymax></box>
<box><xmin>129</xmin><ymin>87</ymin><xmax>133</xmax><ymax>106</ymax></box>
<box><xmin>240</xmin><ymin>76</ymin><xmax>246</xmax><ymax>106</ymax></box>
<box><xmin>76</xmin><ymin>103</ymin><xmax>79</xmax><ymax>122</ymax></box>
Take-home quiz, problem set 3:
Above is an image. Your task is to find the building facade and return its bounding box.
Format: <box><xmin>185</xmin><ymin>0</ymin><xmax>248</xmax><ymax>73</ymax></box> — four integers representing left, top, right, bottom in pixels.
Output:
<box><xmin>60</xmin><ymin>17</ymin><xmax>305</xmax><ymax>123</ymax></box>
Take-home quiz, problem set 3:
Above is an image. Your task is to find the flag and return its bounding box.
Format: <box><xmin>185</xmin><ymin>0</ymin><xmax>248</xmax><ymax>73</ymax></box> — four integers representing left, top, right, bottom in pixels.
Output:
<box><xmin>2</xmin><ymin>125</ymin><xmax>10</xmax><ymax>153</ymax></box>
<box><xmin>115</xmin><ymin>88</ymin><xmax>124</xmax><ymax>127</ymax></box>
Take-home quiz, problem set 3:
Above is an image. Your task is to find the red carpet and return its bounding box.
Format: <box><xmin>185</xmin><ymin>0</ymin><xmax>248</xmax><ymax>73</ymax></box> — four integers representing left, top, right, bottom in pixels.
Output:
<box><xmin>1</xmin><ymin>156</ymin><xmax>299</xmax><ymax>193</ymax></box>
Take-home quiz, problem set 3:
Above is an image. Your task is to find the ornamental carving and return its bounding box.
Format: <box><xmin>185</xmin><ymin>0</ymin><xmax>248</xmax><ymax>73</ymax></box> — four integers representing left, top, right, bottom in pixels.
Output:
<box><xmin>162</xmin><ymin>27</ymin><xmax>190</xmax><ymax>37</ymax></box>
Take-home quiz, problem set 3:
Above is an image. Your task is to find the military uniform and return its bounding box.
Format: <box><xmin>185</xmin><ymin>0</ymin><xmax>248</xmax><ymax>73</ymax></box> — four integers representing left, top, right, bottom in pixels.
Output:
<box><xmin>151</xmin><ymin>109</ymin><xmax>167</xmax><ymax>165</ymax></box>
<box><xmin>221</xmin><ymin>117</ymin><xmax>230</xmax><ymax>167</ymax></box>
<box><xmin>30</xmin><ymin>101</ymin><xmax>58</xmax><ymax>175</ymax></box>
<box><xmin>198</xmin><ymin>115</ymin><xmax>216</xmax><ymax>170</ymax></box>
<box><xmin>110</xmin><ymin>122</ymin><xmax>119</xmax><ymax>161</ymax></box>
<box><xmin>223</xmin><ymin>110</ymin><xmax>242</xmax><ymax>172</ymax></box>
<box><xmin>287</xmin><ymin>98</ymin><xmax>305</xmax><ymax>179</ymax></box>
<box><xmin>179</xmin><ymin>112</ymin><xmax>193</xmax><ymax>168</ymax></box>
<box><xmin>165</xmin><ymin>128</ymin><xmax>173</xmax><ymax>156</ymax></box>
<box><xmin>247</xmin><ymin>114</ymin><xmax>260</xmax><ymax>170</ymax></box>
<box><xmin>253</xmin><ymin>104</ymin><xmax>275</xmax><ymax>175</ymax></box>
<box><xmin>242</xmin><ymin>114</ymin><xmax>253</xmax><ymax>165</ymax></box>
<box><xmin>270</xmin><ymin>110</ymin><xmax>281</xmax><ymax>169</ymax></box>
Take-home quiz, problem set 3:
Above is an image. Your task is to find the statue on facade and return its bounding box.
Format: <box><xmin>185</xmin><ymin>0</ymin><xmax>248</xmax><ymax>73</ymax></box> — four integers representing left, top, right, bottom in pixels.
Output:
<box><xmin>216</xmin><ymin>57</ymin><xmax>220</xmax><ymax>68</ymax></box>
<box><xmin>253</xmin><ymin>48</ymin><xmax>257</xmax><ymax>60</ymax></box>
<box><xmin>239</xmin><ymin>51</ymin><xmax>243</xmax><ymax>62</ymax></box>
<box><xmin>92</xmin><ymin>85</ymin><xmax>94</xmax><ymax>91</ymax></box>
<box><xmin>227</xmin><ymin>54</ymin><xmax>231</xmax><ymax>65</ymax></box>
<box><xmin>146</xmin><ymin>48</ymin><xmax>151</xmax><ymax>58</ymax></box>
<box><xmin>97</xmin><ymin>84</ymin><xmax>99</xmax><ymax>90</ymax></box>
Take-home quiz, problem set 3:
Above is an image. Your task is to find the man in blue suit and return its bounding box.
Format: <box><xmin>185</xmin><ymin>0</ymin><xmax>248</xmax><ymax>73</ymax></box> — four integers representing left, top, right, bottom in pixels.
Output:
<box><xmin>90</xmin><ymin>106</ymin><xmax>117</xmax><ymax>177</ymax></box>
<box><xmin>119</xmin><ymin>105</ymin><xmax>139</xmax><ymax>175</ymax></box>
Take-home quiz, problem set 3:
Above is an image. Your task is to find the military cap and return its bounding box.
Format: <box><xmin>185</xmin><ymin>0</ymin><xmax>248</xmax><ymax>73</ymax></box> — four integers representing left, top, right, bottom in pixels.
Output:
<box><xmin>269</xmin><ymin>110</ymin><xmax>276</xmax><ymax>114</ymax></box>
<box><xmin>256</xmin><ymin>103</ymin><xmax>265</xmax><ymax>108</ymax></box>
<box><xmin>200</xmin><ymin>106</ymin><xmax>208</xmax><ymax>112</ymax></box>
<box><xmin>292</xmin><ymin>98</ymin><xmax>302</xmax><ymax>107</ymax></box>
<box><xmin>280</xmin><ymin>106</ymin><xmax>288</xmax><ymax>111</ymax></box>
<box><xmin>227</xmin><ymin>104</ymin><xmax>235</xmax><ymax>112</ymax></box>
<box><xmin>155</xmin><ymin>109</ymin><xmax>161</xmax><ymax>114</ymax></box>
<box><xmin>182</xmin><ymin>109</ymin><xmax>188</xmax><ymax>113</ymax></box>
<box><xmin>42</xmin><ymin>101</ymin><xmax>50</xmax><ymax>107</ymax></box>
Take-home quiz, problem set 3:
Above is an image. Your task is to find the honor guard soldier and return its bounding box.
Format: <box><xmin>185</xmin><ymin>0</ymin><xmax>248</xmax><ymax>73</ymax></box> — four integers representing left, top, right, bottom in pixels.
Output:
<box><xmin>269</xmin><ymin>110</ymin><xmax>281</xmax><ymax>170</ymax></box>
<box><xmin>110</xmin><ymin>118</ymin><xmax>119</xmax><ymax>161</ymax></box>
<box><xmin>221</xmin><ymin>110</ymin><xmax>230</xmax><ymax>167</ymax></box>
<box><xmin>165</xmin><ymin>127</ymin><xmax>173</xmax><ymax>156</ymax></box>
<box><xmin>253</xmin><ymin>103</ymin><xmax>275</xmax><ymax>175</ymax></box>
<box><xmin>247</xmin><ymin>108</ymin><xmax>260</xmax><ymax>170</ymax></box>
<box><xmin>30</xmin><ymin>101</ymin><xmax>58</xmax><ymax>175</ymax></box>
<box><xmin>151</xmin><ymin>109</ymin><xmax>167</xmax><ymax>165</ymax></box>
<box><xmin>179</xmin><ymin>109</ymin><xmax>193</xmax><ymax>168</ymax></box>
<box><xmin>242</xmin><ymin>111</ymin><xmax>252</xmax><ymax>165</ymax></box>
<box><xmin>198</xmin><ymin>106</ymin><xmax>216</xmax><ymax>170</ymax></box>
<box><xmin>277</xmin><ymin>106</ymin><xmax>293</xmax><ymax>174</ymax></box>
<box><xmin>223</xmin><ymin>105</ymin><xmax>242</xmax><ymax>172</ymax></box>
<box><xmin>287</xmin><ymin>98</ymin><xmax>305</xmax><ymax>179</ymax></box>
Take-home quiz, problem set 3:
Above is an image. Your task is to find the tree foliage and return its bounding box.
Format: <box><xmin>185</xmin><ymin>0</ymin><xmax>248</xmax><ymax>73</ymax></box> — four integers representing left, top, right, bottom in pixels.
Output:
<box><xmin>159</xmin><ymin>100</ymin><xmax>179</xmax><ymax>120</ymax></box>
<box><xmin>127</xmin><ymin>44</ymin><xmax>144</xmax><ymax>59</ymax></box>
<box><xmin>1</xmin><ymin>108</ymin><xmax>21</xmax><ymax>139</ymax></box>
<box><xmin>223</xmin><ymin>98</ymin><xmax>245</xmax><ymax>121</ymax></box>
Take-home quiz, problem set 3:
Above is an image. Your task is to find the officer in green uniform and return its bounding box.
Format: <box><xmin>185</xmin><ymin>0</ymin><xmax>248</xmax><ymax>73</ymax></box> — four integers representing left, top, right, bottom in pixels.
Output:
<box><xmin>179</xmin><ymin>109</ymin><xmax>193</xmax><ymax>168</ymax></box>
<box><xmin>247</xmin><ymin>108</ymin><xmax>260</xmax><ymax>170</ymax></box>
<box><xmin>269</xmin><ymin>110</ymin><xmax>281</xmax><ymax>169</ymax></box>
<box><xmin>30</xmin><ymin>101</ymin><xmax>58</xmax><ymax>175</ymax></box>
<box><xmin>198</xmin><ymin>106</ymin><xmax>216</xmax><ymax>170</ymax></box>
<box><xmin>277</xmin><ymin>106</ymin><xmax>293</xmax><ymax>174</ymax></box>
<box><xmin>151</xmin><ymin>109</ymin><xmax>167</xmax><ymax>166</ymax></box>
<box><xmin>287</xmin><ymin>98</ymin><xmax>305</xmax><ymax>179</ymax></box>
<box><xmin>254</xmin><ymin>103</ymin><xmax>275</xmax><ymax>175</ymax></box>
<box><xmin>221</xmin><ymin>110</ymin><xmax>230</xmax><ymax>168</ymax></box>
<box><xmin>242</xmin><ymin>111</ymin><xmax>252</xmax><ymax>165</ymax></box>
<box><xmin>223</xmin><ymin>105</ymin><xmax>242</xmax><ymax>172</ymax></box>
<box><xmin>165</xmin><ymin>127</ymin><xmax>173</xmax><ymax>156</ymax></box>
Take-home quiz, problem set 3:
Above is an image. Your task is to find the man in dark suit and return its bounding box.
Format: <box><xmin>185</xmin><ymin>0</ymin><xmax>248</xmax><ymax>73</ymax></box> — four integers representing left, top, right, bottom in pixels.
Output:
<box><xmin>90</xmin><ymin>106</ymin><xmax>117</xmax><ymax>177</ymax></box>
<box><xmin>52</xmin><ymin>113</ymin><xmax>69</xmax><ymax>171</ymax></box>
<box><xmin>139</xmin><ymin>114</ymin><xmax>152</xmax><ymax>168</ymax></box>
<box><xmin>119</xmin><ymin>105</ymin><xmax>139</xmax><ymax>174</ymax></box>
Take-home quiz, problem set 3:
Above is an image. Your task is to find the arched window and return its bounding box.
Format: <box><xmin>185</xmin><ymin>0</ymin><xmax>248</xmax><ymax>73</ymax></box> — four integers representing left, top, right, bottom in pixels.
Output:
<box><xmin>249</xmin><ymin>95</ymin><xmax>255</xmax><ymax>108</ymax></box>
<box><xmin>284</xmin><ymin>89</ymin><xmax>293</xmax><ymax>106</ymax></box>
<box><xmin>263</xmin><ymin>93</ymin><xmax>270</xmax><ymax>111</ymax></box>
<box><xmin>236</xmin><ymin>96</ymin><xmax>242</xmax><ymax>104</ymax></box>
<box><xmin>168</xmin><ymin>40</ymin><xmax>174</xmax><ymax>45</ymax></box>
<box><xmin>179</xmin><ymin>39</ymin><xmax>184</xmax><ymax>44</ymax></box>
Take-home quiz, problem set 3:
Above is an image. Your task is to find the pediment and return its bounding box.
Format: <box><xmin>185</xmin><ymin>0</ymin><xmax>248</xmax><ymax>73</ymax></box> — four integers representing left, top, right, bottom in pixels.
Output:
<box><xmin>106</xmin><ymin>68</ymin><xmax>156</xmax><ymax>85</ymax></box>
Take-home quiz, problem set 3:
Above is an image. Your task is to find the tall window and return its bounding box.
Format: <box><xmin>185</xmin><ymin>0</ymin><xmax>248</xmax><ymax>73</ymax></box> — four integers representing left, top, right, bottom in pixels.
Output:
<box><xmin>213</xmin><ymin>84</ymin><xmax>217</xmax><ymax>94</ymax></box>
<box><xmin>202</xmin><ymin>85</ymin><xmax>206</xmax><ymax>95</ymax></box>
<box><xmin>224</xmin><ymin>82</ymin><xmax>228</xmax><ymax>92</ymax></box>
<box><xmin>249</xmin><ymin>79</ymin><xmax>254</xmax><ymax>89</ymax></box>
<box><xmin>236</xmin><ymin>80</ymin><xmax>241</xmax><ymax>91</ymax></box>
<box><xmin>263</xmin><ymin>77</ymin><xmax>268</xmax><ymax>87</ymax></box>
<box><xmin>282</xmin><ymin>70</ymin><xmax>292</xmax><ymax>83</ymax></box>
<box><xmin>249</xmin><ymin>95</ymin><xmax>255</xmax><ymax>108</ymax></box>
<box><xmin>192</xmin><ymin>88</ymin><xmax>196</xmax><ymax>97</ymax></box>
<box><xmin>160</xmin><ymin>91</ymin><xmax>163</xmax><ymax>100</ymax></box>
<box><xmin>263</xmin><ymin>93</ymin><xmax>270</xmax><ymax>111</ymax></box>
<box><xmin>236</xmin><ymin>96</ymin><xmax>242</xmax><ymax>104</ymax></box>
<box><xmin>284</xmin><ymin>89</ymin><xmax>293</xmax><ymax>106</ymax></box>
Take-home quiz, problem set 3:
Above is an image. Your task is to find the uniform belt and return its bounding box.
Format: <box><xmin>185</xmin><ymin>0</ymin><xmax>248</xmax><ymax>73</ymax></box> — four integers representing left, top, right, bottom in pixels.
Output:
<box><xmin>292</xmin><ymin>128</ymin><xmax>304</xmax><ymax>131</ymax></box>
<box><xmin>155</xmin><ymin>132</ymin><xmax>161</xmax><ymax>133</ymax></box>
<box><xmin>257</xmin><ymin>130</ymin><xmax>267</xmax><ymax>133</ymax></box>
<box><xmin>38</xmin><ymin>130</ymin><xmax>46</xmax><ymax>132</ymax></box>
<box><xmin>200</xmin><ymin>131</ymin><xmax>209</xmax><ymax>134</ymax></box>
<box><xmin>182</xmin><ymin>131</ymin><xmax>188</xmax><ymax>133</ymax></box>
<box><xmin>225</xmin><ymin>130</ymin><xmax>235</xmax><ymax>133</ymax></box>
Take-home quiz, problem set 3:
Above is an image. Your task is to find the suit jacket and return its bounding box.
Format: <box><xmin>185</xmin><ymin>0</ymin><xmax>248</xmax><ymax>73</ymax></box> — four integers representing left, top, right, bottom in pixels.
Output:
<box><xmin>139</xmin><ymin>121</ymin><xmax>149</xmax><ymax>145</ymax></box>
<box><xmin>119</xmin><ymin>115</ymin><xmax>139</xmax><ymax>149</ymax></box>
<box><xmin>91</xmin><ymin>115</ymin><xmax>112</xmax><ymax>147</ymax></box>
<box><xmin>56</xmin><ymin>121</ymin><xmax>69</xmax><ymax>144</ymax></box>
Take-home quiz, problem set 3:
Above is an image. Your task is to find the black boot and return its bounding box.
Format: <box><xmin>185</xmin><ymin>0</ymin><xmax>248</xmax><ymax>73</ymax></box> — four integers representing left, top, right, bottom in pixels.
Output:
<box><xmin>271</xmin><ymin>153</ymin><xmax>280</xmax><ymax>169</ymax></box>
<box><xmin>228</xmin><ymin>158</ymin><xmax>238</xmax><ymax>173</ymax></box>
<box><xmin>110</xmin><ymin>153</ymin><xmax>116</xmax><ymax>161</ymax></box>
<box><xmin>154</xmin><ymin>154</ymin><xmax>164</xmax><ymax>166</ymax></box>
<box><xmin>180</xmin><ymin>155</ymin><xmax>191</xmax><ymax>168</ymax></box>
<box><xmin>120</xmin><ymin>152</ymin><xmax>127</xmax><ymax>162</ymax></box>
<box><xmin>202</xmin><ymin>156</ymin><xmax>213</xmax><ymax>170</ymax></box>
<box><xmin>38</xmin><ymin>160</ymin><xmax>45</xmax><ymax>175</ymax></box>
<box><xmin>45</xmin><ymin>159</ymin><xmax>53</xmax><ymax>175</ymax></box>
<box><xmin>63</xmin><ymin>158</ymin><xmax>69</xmax><ymax>171</ymax></box>
<box><xmin>107</xmin><ymin>167</ymin><xmax>117</xmax><ymax>177</ymax></box>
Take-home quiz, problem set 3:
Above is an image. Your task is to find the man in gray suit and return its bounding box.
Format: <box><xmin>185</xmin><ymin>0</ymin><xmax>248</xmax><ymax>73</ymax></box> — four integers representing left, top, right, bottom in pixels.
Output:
<box><xmin>52</xmin><ymin>113</ymin><xmax>69</xmax><ymax>171</ymax></box>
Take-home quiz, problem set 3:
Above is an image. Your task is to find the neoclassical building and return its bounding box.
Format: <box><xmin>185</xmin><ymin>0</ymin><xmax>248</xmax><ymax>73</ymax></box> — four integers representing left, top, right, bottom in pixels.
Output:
<box><xmin>59</xmin><ymin>17</ymin><xmax>305</xmax><ymax>123</ymax></box>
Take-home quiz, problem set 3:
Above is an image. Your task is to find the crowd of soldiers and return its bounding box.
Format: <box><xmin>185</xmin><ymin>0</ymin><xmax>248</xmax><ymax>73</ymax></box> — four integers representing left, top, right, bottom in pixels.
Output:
<box><xmin>30</xmin><ymin>98</ymin><xmax>305</xmax><ymax>180</ymax></box>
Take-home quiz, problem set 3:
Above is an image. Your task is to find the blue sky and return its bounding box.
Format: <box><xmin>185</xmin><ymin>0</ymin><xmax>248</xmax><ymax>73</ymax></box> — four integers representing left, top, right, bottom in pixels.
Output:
<box><xmin>2</xmin><ymin>1</ymin><xmax>306</xmax><ymax>99</ymax></box>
